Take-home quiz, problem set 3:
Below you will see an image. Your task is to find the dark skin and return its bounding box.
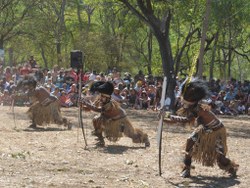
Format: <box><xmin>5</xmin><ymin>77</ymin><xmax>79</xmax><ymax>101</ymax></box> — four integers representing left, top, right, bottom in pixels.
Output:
<box><xmin>163</xmin><ymin>100</ymin><xmax>219</xmax><ymax>126</ymax></box>
<box><xmin>81</xmin><ymin>94</ymin><xmax>126</xmax><ymax>119</ymax></box>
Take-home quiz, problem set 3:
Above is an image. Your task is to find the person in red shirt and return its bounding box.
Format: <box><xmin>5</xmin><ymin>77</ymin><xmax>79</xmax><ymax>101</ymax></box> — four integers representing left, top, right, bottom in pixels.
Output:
<box><xmin>20</xmin><ymin>63</ymin><xmax>31</xmax><ymax>76</ymax></box>
<box><xmin>83</xmin><ymin>72</ymin><xmax>90</xmax><ymax>84</ymax></box>
<box><xmin>59</xmin><ymin>91</ymin><xmax>73</xmax><ymax>107</ymax></box>
<box><xmin>69</xmin><ymin>68</ymin><xmax>77</xmax><ymax>83</ymax></box>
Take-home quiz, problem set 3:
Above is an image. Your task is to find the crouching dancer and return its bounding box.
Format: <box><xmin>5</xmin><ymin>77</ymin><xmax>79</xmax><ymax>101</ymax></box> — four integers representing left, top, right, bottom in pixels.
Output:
<box><xmin>161</xmin><ymin>79</ymin><xmax>238</xmax><ymax>178</ymax></box>
<box><xmin>80</xmin><ymin>81</ymin><xmax>150</xmax><ymax>147</ymax></box>
<box><xmin>15</xmin><ymin>75</ymin><xmax>71</xmax><ymax>129</ymax></box>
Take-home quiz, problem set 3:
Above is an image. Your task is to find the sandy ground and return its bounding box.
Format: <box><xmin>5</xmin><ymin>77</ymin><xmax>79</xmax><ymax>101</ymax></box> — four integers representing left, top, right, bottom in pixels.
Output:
<box><xmin>0</xmin><ymin>105</ymin><xmax>249</xmax><ymax>188</ymax></box>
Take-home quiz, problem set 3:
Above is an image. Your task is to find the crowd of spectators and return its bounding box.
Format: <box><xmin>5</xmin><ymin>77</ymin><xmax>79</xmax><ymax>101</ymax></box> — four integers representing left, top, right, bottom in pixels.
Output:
<box><xmin>205</xmin><ymin>78</ymin><xmax>250</xmax><ymax>116</ymax></box>
<box><xmin>0</xmin><ymin>58</ymin><xmax>250</xmax><ymax>116</ymax></box>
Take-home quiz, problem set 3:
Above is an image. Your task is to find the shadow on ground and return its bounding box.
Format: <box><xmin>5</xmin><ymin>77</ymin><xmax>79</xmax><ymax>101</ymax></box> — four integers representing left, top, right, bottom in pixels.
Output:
<box><xmin>166</xmin><ymin>175</ymin><xmax>240</xmax><ymax>188</ymax></box>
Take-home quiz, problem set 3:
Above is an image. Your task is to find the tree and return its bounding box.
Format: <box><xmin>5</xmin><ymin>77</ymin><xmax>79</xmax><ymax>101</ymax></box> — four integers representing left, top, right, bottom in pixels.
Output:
<box><xmin>0</xmin><ymin>1</ymin><xmax>38</xmax><ymax>49</ymax></box>
<box><xmin>197</xmin><ymin>0</ymin><xmax>211</xmax><ymax>78</ymax></box>
<box><xmin>119</xmin><ymin>0</ymin><xmax>176</xmax><ymax>107</ymax></box>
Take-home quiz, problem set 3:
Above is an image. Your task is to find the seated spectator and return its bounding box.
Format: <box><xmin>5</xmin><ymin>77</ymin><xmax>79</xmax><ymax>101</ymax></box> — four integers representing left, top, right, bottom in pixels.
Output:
<box><xmin>44</xmin><ymin>78</ymin><xmax>56</xmax><ymax>92</ymax></box>
<box><xmin>69</xmin><ymin>68</ymin><xmax>77</xmax><ymax>83</ymax></box>
<box><xmin>224</xmin><ymin>87</ymin><xmax>235</xmax><ymax>101</ymax></box>
<box><xmin>208</xmin><ymin>95</ymin><xmax>223</xmax><ymax>115</ymax></box>
<box><xmin>123</xmin><ymin>72</ymin><xmax>131</xmax><ymax>89</ymax></box>
<box><xmin>0</xmin><ymin>77</ymin><xmax>10</xmax><ymax>92</ymax></box>
<box><xmin>154</xmin><ymin>82</ymin><xmax>163</xmax><ymax>111</ymax></box>
<box><xmin>61</xmin><ymin>83</ymin><xmax>69</xmax><ymax>93</ymax></box>
<box><xmin>55</xmin><ymin>70</ymin><xmax>64</xmax><ymax>88</ymax></box>
<box><xmin>4</xmin><ymin>66</ymin><xmax>12</xmax><ymax>82</ymax></box>
<box><xmin>113</xmin><ymin>71</ymin><xmax>123</xmax><ymax>86</ymax></box>
<box><xmin>237</xmin><ymin>102</ymin><xmax>246</xmax><ymax>115</ymax></box>
<box><xmin>147</xmin><ymin>85</ymin><xmax>156</xmax><ymax>106</ymax></box>
<box><xmin>20</xmin><ymin>63</ymin><xmax>31</xmax><ymax>76</ymax></box>
<box><xmin>99</xmin><ymin>72</ymin><xmax>106</xmax><ymax>81</ymax></box>
<box><xmin>234</xmin><ymin>89</ymin><xmax>245</xmax><ymax>101</ymax></box>
<box><xmin>221</xmin><ymin>101</ymin><xmax>237</xmax><ymax>116</ymax></box>
<box><xmin>59</xmin><ymin>91</ymin><xmax>73</xmax><ymax>107</ymax></box>
<box><xmin>34</xmin><ymin>68</ymin><xmax>44</xmax><ymax>84</ymax></box>
<box><xmin>83</xmin><ymin>71</ymin><xmax>90</xmax><ymax>84</ymax></box>
<box><xmin>88</xmin><ymin>71</ymin><xmax>97</xmax><ymax>81</ymax></box>
<box><xmin>64</xmin><ymin>69</ymin><xmax>75</xmax><ymax>89</ymax></box>
<box><xmin>138</xmin><ymin>90</ymin><xmax>151</xmax><ymax>110</ymax></box>
<box><xmin>45</xmin><ymin>71</ymin><xmax>53</xmax><ymax>83</ymax></box>
<box><xmin>120</xmin><ymin>87</ymin><xmax>129</xmax><ymax>99</ymax></box>
<box><xmin>111</xmin><ymin>87</ymin><xmax>128</xmax><ymax>106</ymax></box>
<box><xmin>217</xmin><ymin>90</ymin><xmax>224</xmax><ymax>99</ymax></box>
<box><xmin>134</xmin><ymin>80</ymin><xmax>143</xmax><ymax>92</ymax></box>
<box><xmin>51</xmin><ymin>64</ymin><xmax>59</xmax><ymax>83</ymax></box>
<box><xmin>127</xmin><ymin>88</ymin><xmax>138</xmax><ymax>108</ymax></box>
<box><xmin>229</xmin><ymin>100</ymin><xmax>240</xmax><ymax>115</ymax></box>
<box><xmin>51</xmin><ymin>86</ymin><xmax>61</xmax><ymax>98</ymax></box>
<box><xmin>67</xmin><ymin>83</ymin><xmax>78</xmax><ymax>106</ymax></box>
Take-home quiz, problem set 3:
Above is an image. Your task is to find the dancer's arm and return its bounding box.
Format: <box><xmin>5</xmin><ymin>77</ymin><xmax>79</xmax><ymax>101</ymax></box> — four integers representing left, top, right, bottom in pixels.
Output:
<box><xmin>163</xmin><ymin>115</ymin><xmax>195</xmax><ymax>124</ymax></box>
<box><xmin>79</xmin><ymin>98</ymin><xmax>102</xmax><ymax>112</ymax></box>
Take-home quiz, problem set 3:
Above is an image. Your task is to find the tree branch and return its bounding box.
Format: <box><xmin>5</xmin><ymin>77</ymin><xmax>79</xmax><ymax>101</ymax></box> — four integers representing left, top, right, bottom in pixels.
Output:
<box><xmin>233</xmin><ymin>49</ymin><xmax>250</xmax><ymax>62</ymax></box>
<box><xmin>118</xmin><ymin>0</ymin><xmax>149</xmax><ymax>25</ymax></box>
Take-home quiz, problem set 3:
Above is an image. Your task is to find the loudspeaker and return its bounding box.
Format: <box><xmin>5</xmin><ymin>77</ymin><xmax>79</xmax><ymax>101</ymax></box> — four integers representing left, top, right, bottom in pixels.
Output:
<box><xmin>70</xmin><ymin>50</ymin><xmax>83</xmax><ymax>70</ymax></box>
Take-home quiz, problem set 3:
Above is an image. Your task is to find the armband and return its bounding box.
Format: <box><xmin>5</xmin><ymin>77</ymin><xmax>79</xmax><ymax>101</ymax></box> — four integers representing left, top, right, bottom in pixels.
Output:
<box><xmin>169</xmin><ymin>115</ymin><xmax>190</xmax><ymax>123</ymax></box>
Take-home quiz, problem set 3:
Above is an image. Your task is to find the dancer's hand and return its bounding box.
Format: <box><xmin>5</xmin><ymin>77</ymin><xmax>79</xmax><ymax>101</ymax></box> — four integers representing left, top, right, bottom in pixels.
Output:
<box><xmin>157</xmin><ymin>108</ymin><xmax>164</xmax><ymax>120</ymax></box>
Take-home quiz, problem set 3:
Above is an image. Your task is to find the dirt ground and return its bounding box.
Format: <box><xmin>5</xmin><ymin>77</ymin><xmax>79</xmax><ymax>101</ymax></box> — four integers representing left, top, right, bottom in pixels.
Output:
<box><xmin>0</xmin><ymin>106</ymin><xmax>249</xmax><ymax>188</ymax></box>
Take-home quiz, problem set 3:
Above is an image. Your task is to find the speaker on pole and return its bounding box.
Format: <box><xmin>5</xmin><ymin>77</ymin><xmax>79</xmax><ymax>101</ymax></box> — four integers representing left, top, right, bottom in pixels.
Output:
<box><xmin>70</xmin><ymin>50</ymin><xmax>83</xmax><ymax>70</ymax></box>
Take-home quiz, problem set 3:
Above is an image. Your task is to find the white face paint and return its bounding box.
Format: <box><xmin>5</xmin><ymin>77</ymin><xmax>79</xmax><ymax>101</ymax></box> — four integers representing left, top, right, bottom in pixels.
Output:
<box><xmin>100</xmin><ymin>94</ymin><xmax>110</xmax><ymax>104</ymax></box>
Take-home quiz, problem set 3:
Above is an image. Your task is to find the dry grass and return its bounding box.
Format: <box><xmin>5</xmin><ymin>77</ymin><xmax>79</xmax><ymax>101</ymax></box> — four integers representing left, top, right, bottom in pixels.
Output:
<box><xmin>0</xmin><ymin>106</ymin><xmax>249</xmax><ymax>187</ymax></box>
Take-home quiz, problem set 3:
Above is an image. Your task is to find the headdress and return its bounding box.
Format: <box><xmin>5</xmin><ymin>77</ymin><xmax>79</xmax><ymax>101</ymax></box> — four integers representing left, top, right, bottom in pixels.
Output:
<box><xmin>88</xmin><ymin>81</ymin><xmax>106</xmax><ymax>94</ymax></box>
<box><xmin>96</xmin><ymin>81</ymin><xmax>114</xmax><ymax>96</ymax></box>
<box><xmin>181</xmin><ymin>79</ymin><xmax>209</xmax><ymax>102</ymax></box>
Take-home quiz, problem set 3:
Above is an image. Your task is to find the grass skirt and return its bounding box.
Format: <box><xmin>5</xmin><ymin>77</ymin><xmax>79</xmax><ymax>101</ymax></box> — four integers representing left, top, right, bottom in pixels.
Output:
<box><xmin>192</xmin><ymin>126</ymin><xmax>228</xmax><ymax>166</ymax></box>
<box><xmin>27</xmin><ymin>100</ymin><xmax>65</xmax><ymax>126</ymax></box>
<box><xmin>94</xmin><ymin>115</ymin><xmax>148</xmax><ymax>144</ymax></box>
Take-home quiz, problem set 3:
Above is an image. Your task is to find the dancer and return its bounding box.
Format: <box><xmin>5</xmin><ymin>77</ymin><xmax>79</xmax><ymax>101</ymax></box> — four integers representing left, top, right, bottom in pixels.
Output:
<box><xmin>80</xmin><ymin>81</ymin><xmax>150</xmax><ymax>147</ymax></box>
<box><xmin>161</xmin><ymin>79</ymin><xmax>238</xmax><ymax>178</ymax></box>
<box><xmin>15</xmin><ymin>75</ymin><xmax>71</xmax><ymax>129</ymax></box>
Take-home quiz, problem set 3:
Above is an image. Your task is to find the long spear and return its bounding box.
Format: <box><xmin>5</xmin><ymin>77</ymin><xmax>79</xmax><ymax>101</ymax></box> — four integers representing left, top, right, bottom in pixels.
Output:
<box><xmin>78</xmin><ymin>69</ymin><xmax>87</xmax><ymax>148</ymax></box>
<box><xmin>156</xmin><ymin>76</ymin><xmax>167</xmax><ymax>176</ymax></box>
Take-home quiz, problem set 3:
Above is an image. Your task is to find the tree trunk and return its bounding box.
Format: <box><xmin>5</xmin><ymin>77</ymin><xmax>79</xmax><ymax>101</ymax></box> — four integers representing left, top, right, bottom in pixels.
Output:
<box><xmin>76</xmin><ymin>0</ymin><xmax>83</xmax><ymax>31</ymax></box>
<box><xmin>197</xmin><ymin>0</ymin><xmax>211</xmax><ymax>78</ymax></box>
<box><xmin>154</xmin><ymin>32</ymin><xmax>175</xmax><ymax>109</ymax></box>
<box><xmin>40</xmin><ymin>44</ymin><xmax>48</xmax><ymax>68</ymax></box>
<box><xmin>209</xmin><ymin>31</ymin><xmax>219</xmax><ymax>80</ymax></box>
<box><xmin>119</xmin><ymin>0</ymin><xmax>176</xmax><ymax>108</ymax></box>
<box><xmin>56</xmin><ymin>42</ymin><xmax>62</xmax><ymax>66</ymax></box>
<box><xmin>0</xmin><ymin>36</ymin><xmax>4</xmax><ymax>49</ymax></box>
<box><xmin>8</xmin><ymin>48</ymin><xmax>13</xmax><ymax>67</ymax></box>
<box><xmin>228</xmin><ymin>23</ymin><xmax>232</xmax><ymax>79</ymax></box>
<box><xmin>147</xmin><ymin>30</ymin><xmax>152</xmax><ymax>75</ymax></box>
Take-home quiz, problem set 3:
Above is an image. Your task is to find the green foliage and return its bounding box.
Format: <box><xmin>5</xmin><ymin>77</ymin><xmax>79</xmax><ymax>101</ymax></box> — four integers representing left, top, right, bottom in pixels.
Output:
<box><xmin>0</xmin><ymin>0</ymin><xmax>249</xmax><ymax>80</ymax></box>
